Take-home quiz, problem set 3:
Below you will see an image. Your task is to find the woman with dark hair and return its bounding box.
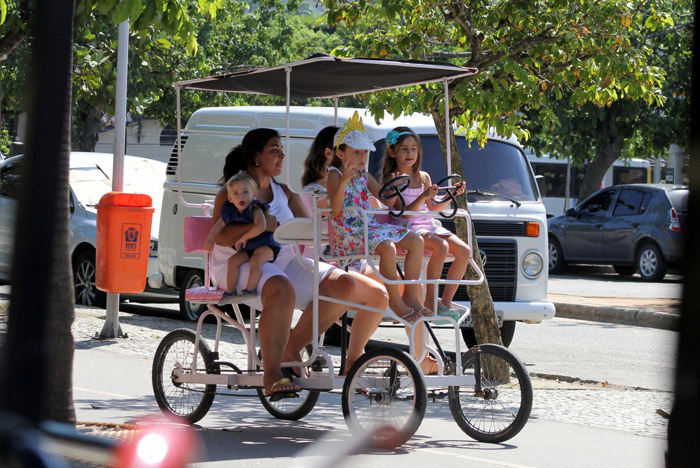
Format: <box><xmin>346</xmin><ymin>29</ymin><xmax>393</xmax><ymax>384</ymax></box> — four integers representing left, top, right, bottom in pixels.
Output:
<box><xmin>210</xmin><ymin>128</ymin><xmax>387</xmax><ymax>398</ymax></box>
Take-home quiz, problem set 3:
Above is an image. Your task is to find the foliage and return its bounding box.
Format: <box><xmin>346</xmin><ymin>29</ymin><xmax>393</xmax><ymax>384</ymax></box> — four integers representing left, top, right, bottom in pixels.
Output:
<box><xmin>322</xmin><ymin>0</ymin><xmax>669</xmax><ymax>147</ymax></box>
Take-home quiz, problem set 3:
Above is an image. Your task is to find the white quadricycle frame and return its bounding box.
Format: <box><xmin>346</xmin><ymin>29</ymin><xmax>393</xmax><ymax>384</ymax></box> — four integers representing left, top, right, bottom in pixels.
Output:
<box><xmin>151</xmin><ymin>54</ymin><xmax>533</xmax><ymax>447</ymax></box>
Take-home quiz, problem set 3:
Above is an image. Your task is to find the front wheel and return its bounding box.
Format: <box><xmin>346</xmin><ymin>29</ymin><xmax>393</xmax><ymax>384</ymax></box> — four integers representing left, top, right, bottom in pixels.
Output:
<box><xmin>152</xmin><ymin>329</ymin><xmax>217</xmax><ymax>423</ymax></box>
<box><xmin>342</xmin><ymin>347</ymin><xmax>426</xmax><ymax>447</ymax></box>
<box><xmin>179</xmin><ymin>269</ymin><xmax>207</xmax><ymax>321</ymax></box>
<box><xmin>636</xmin><ymin>243</ymin><xmax>667</xmax><ymax>282</ymax></box>
<box><xmin>73</xmin><ymin>250</ymin><xmax>106</xmax><ymax>308</ymax></box>
<box><xmin>448</xmin><ymin>344</ymin><xmax>532</xmax><ymax>443</ymax></box>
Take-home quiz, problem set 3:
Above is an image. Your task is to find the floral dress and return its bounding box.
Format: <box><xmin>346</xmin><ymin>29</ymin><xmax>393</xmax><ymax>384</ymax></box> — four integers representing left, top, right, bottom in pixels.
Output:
<box><xmin>392</xmin><ymin>186</ymin><xmax>452</xmax><ymax>236</ymax></box>
<box><xmin>329</xmin><ymin>166</ymin><xmax>409</xmax><ymax>261</ymax></box>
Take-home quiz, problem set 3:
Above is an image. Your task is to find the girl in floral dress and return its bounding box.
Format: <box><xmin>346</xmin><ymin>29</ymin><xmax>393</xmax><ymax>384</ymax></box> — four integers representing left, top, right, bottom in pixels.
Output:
<box><xmin>327</xmin><ymin>112</ymin><xmax>429</xmax><ymax>323</ymax></box>
<box><xmin>381</xmin><ymin>126</ymin><xmax>471</xmax><ymax>323</ymax></box>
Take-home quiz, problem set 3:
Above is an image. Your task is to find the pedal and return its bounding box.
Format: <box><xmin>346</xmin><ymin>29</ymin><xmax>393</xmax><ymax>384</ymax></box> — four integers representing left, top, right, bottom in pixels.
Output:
<box><xmin>427</xmin><ymin>389</ymin><xmax>449</xmax><ymax>402</ymax></box>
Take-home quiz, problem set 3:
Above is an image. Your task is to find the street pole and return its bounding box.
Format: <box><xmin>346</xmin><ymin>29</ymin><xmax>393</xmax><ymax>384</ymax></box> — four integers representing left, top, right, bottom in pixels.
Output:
<box><xmin>98</xmin><ymin>18</ymin><xmax>129</xmax><ymax>340</ymax></box>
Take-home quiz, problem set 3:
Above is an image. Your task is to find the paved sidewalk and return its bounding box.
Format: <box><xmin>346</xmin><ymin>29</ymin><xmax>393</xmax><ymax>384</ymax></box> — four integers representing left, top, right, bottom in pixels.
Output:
<box><xmin>549</xmin><ymin>293</ymin><xmax>681</xmax><ymax>331</ymax></box>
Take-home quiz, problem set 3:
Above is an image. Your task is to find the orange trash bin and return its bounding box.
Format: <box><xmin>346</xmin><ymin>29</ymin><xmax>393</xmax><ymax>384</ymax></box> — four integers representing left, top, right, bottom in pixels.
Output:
<box><xmin>96</xmin><ymin>192</ymin><xmax>155</xmax><ymax>293</ymax></box>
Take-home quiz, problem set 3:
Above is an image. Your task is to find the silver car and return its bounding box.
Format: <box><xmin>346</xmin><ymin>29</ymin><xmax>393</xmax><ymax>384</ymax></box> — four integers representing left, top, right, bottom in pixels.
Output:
<box><xmin>548</xmin><ymin>184</ymin><xmax>687</xmax><ymax>281</ymax></box>
<box><xmin>0</xmin><ymin>151</ymin><xmax>173</xmax><ymax>306</ymax></box>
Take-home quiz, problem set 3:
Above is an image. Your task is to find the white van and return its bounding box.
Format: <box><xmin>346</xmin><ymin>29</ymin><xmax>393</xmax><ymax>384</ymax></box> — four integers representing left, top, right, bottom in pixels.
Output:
<box><xmin>156</xmin><ymin>106</ymin><xmax>555</xmax><ymax>346</ymax></box>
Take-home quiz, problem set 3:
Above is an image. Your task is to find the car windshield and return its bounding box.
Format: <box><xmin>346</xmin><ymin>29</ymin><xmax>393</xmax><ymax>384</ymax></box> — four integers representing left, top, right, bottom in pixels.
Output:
<box><xmin>369</xmin><ymin>137</ymin><xmax>539</xmax><ymax>202</ymax></box>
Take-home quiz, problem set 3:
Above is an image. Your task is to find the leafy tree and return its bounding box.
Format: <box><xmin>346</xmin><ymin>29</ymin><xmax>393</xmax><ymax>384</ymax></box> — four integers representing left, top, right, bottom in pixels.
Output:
<box><xmin>524</xmin><ymin>0</ymin><xmax>692</xmax><ymax>202</ymax></box>
<box><xmin>322</xmin><ymin>0</ymin><xmax>669</xmax><ymax>346</ymax></box>
<box><xmin>0</xmin><ymin>0</ymin><xmax>222</xmax><ymax>424</ymax></box>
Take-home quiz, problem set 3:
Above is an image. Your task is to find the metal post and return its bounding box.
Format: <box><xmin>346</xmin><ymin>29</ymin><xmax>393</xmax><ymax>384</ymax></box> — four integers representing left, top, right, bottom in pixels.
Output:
<box><xmin>98</xmin><ymin>18</ymin><xmax>129</xmax><ymax>340</ymax></box>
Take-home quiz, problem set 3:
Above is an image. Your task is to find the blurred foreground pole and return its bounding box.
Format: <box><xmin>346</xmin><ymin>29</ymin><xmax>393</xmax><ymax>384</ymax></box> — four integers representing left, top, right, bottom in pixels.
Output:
<box><xmin>666</xmin><ymin>3</ymin><xmax>700</xmax><ymax>467</ymax></box>
<box><xmin>0</xmin><ymin>0</ymin><xmax>77</xmax><ymax>423</ymax></box>
<box><xmin>99</xmin><ymin>18</ymin><xmax>129</xmax><ymax>340</ymax></box>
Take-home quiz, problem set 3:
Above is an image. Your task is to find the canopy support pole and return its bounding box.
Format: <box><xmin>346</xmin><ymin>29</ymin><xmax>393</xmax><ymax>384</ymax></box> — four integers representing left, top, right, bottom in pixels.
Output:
<box><xmin>444</xmin><ymin>78</ymin><xmax>452</xmax><ymax>175</ymax></box>
<box><xmin>285</xmin><ymin>65</ymin><xmax>292</xmax><ymax>187</ymax></box>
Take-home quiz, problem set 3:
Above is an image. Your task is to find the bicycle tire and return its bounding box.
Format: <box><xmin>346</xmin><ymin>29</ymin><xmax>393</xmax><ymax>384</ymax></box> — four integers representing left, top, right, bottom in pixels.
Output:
<box><xmin>342</xmin><ymin>346</ymin><xmax>426</xmax><ymax>446</ymax></box>
<box><xmin>152</xmin><ymin>328</ymin><xmax>217</xmax><ymax>423</ymax></box>
<box><xmin>448</xmin><ymin>343</ymin><xmax>532</xmax><ymax>443</ymax></box>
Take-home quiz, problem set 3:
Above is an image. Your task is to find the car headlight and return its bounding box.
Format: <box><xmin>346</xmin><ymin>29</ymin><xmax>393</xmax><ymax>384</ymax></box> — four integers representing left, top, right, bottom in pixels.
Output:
<box><xmin>521</xmin><ymin>250</ymin><xmax>543</xmax><ymax>278</ymax></box>
<box><xmin>149</xmin><ymin>239</ymin><xmax>158</xmax><ymax>257</ymax></box>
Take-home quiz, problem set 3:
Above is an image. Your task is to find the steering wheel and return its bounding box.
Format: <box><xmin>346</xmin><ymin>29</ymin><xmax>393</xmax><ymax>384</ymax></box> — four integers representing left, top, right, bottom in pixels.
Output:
<box><xmin>432</xmin><ymin>174</ymin><xmax>465</xmax><ymax>218</ymax></box>
<box><xmin>378</xmin><ymin>174</ymin><xmax>411</xmax><ymax>217</ymax></box>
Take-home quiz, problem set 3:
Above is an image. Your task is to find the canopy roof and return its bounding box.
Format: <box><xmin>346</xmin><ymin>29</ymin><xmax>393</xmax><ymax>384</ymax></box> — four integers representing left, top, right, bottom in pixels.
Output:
<box><xmin>175</xmin><ymin>53</ymin><xmax>478</xmax><ymax>99</ymax></box>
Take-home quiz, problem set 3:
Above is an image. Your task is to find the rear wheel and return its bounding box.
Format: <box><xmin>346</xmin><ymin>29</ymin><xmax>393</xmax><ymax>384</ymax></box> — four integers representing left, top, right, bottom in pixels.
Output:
<box><xmin>448</xmin><ymin>344</ymin><xmax>532</xmax><ymax>443</ymax></box>
<box><xmin>461</xmin><ymin>321</ymin><xmax>516</xmax><ymax>349</ymax></box>
<box><xmin>73</xmin><ymin>250</ymin><xmax>106</xmax><ymax>308</ymax></box>
<box><xmin>637</xmin><ymin>243</ymin><xmax>667</xmax><ymax>282</ymax></box>
<box><xmin>342</xmin><ymin>347</ymin><xmax>426</xmax><ymax>447</ymax></box>
<box><xmin>548</xmin><ymin>237</ymin><xmax>566</xmax><ymax>274</ymax></box>
<box><xmin>179</xmin><ymin>269</ymin><xmax>207</xmax><ymax>321</ymax></box>
<box><xmin>152</xmin><ymin>329</ymin><xmax>217</xmax><ymax>423</ymax></box>
<box><xmin>256</xmin><ymin>344</ymin><xmax>320</xmax><ymax>420</ymax></box>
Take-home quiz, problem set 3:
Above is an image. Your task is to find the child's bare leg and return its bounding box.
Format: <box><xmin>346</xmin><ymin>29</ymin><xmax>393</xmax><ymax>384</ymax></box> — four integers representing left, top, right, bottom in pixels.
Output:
<box><xmin>395</xmin><ymin>232</ymin><xmax>425</xmax><ymax>311</ymax></box>
<box><xmin>374</xmin><ymin>240</ymin><xmax>414</xmax><ymax>319</ymax></box>
<box><xmin>441</xmin><ymin>235</ymin><xmax>470</xmax><ymax>306</ymax></box>
<box><xmin>422</xmin><ymin>233</ymin><xmax>449</xmax><ymax>308</ymax></box>
<box><xmin>226</xmin><ymin>251</ymin><xmax>249</xmax><ymax>292</ymax></box>
<box><xmin>246</xmin><ymin>246</ymin><xmax>273</xmax><ymax>291</ymax></box>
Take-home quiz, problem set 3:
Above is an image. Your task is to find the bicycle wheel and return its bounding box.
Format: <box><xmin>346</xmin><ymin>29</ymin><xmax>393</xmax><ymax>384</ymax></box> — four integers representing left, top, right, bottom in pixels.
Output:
<box><xmin>342</xmin><ymin>347</ymin><xmax>426</xmax><ymax>446</ymax></box>
<box><xmin>256</xmin><ymin>344</ymin><xmax>320</xmax><ymax>420</ymax></box>
<box><xmin>448</xmin><ymin>344</ymin><xmax>532</xmax><ymax>443</ymax></box>
<box><xmin>152</xmin><ymin>329</ymin><xmax>217</xmax><ymax>423</ymax></box>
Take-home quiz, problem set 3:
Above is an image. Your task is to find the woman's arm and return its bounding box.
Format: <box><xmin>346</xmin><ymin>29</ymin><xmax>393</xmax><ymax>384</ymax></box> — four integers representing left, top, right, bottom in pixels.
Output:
<box><xmin>234</xmin><ymin>206</ymin><xmax>266</xmax><ymax>250</ymax></box>
<box><xmin>281</xmin><ymin>183</ymin><xmax>310</xmax><ymax>217</ymax></box>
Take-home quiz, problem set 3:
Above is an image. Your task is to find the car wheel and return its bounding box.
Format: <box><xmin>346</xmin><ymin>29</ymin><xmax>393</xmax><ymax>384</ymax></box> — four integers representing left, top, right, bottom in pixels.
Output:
<box><xmin>73</xmin><ymin>251</ymin><xmax>106</xmax><ymax>308</ymax></box>
<box><xmin>613</xmin><ymin>265</ymin><xmax>635</xmax><ymax>276</ymax></box>
<box><xmin>636</xmin><ymin>243</ymin><xmax>667</xmax><ymax>282</ymax></box>
<box><xmin>461</xmin><ymin>321</ymin><xmax>516</xmax><ymax>349</ymax></box>
<box><xmin>179</xmin><ymin>269</ymin><xmax>207</xmax><ymax>321</ymax></box>
<box><xmin>548</xmin><ymin>237</ymin><xmax>566</xmax><ymax>274</ymax></box>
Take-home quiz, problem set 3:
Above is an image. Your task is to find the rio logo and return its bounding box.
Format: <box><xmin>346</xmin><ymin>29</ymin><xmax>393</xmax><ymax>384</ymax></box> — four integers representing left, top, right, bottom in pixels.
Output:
<box><xmin>120</xmin><ymin>224</ymin><xmax>142</xmax><ymax>259</ymax></box>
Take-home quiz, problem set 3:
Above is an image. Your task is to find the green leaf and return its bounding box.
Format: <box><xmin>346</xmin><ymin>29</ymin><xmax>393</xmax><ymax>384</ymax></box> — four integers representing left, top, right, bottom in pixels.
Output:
<box><xmin>0</xmin><ymin>0</ymin><xmax>7</xmax><ymax>24</ymax></box>
<box><xmin>113</xmin><ymin>1</ymin><xmax>130</xmax><ymax>24</ymax></box>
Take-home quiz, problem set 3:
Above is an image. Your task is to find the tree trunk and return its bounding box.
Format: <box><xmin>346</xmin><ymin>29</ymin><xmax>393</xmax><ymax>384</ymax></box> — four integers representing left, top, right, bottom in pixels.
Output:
<box><xmin>430</xmin><ymin>104</ymin><xmax>503</xmax><ymax>347</ymax></box>
<box><xmin>71</xmin><ymin>103</ymin><xmax>103</xmax><ymax>152</ymax></box>
<box><xmin>0</xmin><ymin>0</ymin><xmax>77</xmax><ymax>424</ymax></box>
<box><xmin>576</xmin><ymin>110</ymin><xmax>623</xmax><ymax>202</ymax></box>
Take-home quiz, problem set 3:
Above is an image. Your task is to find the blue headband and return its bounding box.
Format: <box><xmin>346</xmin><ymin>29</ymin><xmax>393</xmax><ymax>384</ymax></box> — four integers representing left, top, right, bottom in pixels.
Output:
<box><xmin>386</xmin><ymin>130</ymin><xmax>414</xmax><ymax>146</ymax></box>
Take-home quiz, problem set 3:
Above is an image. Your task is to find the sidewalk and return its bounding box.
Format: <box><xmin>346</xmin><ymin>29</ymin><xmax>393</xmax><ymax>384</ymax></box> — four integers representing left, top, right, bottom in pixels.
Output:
<box><xmin>549</xmin><ymin>293</ymin><xmax>681</xmax><ymax>331</ymax></box>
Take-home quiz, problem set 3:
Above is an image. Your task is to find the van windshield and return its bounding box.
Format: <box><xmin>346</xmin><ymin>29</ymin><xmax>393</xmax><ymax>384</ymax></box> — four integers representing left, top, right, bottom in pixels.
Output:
<box><xmin>369</xmin><ymin>137</ymin><xmax>539</xmax><ymax>202</ymax></box>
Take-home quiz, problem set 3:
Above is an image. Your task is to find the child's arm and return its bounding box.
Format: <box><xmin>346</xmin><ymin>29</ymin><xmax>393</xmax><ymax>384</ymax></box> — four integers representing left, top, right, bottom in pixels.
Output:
<box><xmin>327</xmin><ymin>166</ymin><xmax>355</xmax><ymax>215</ymax></box>
<box><xmin>424</xmin><ymin>171</ymin><xmax>465</xmax><ymax>211</ymax></box>
<box><xmin>204</xmin><ymin>218</ymin><xmax>227</xmax><ymax>252</ymax></box>
<box><xmin>234</xmin><ymin>206</ymin><xmax>266</xmax><ymax>250</ymax></box>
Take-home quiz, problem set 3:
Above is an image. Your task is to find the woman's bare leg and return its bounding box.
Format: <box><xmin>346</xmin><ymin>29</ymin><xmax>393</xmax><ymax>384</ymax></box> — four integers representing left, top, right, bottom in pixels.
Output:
<box><xmin>259</xmin><ymin>275</ymin><xmax>299</xmax><ymax>395</ymax></box>
<box><xmin>344</xmin><ymin>271</ymin><xmax>388</xmax><ymax>369</ymax></box>
<box><xmin>284</xmin><ymin>269</ymin><xmax>356</xmax><ymax>366</ymax></box>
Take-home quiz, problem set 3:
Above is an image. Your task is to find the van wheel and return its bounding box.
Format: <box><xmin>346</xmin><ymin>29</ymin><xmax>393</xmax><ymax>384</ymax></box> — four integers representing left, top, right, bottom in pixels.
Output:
<box><xmin>73</xmin><ymin>251</ymin><xmax>106</xmax><ymax>308</ymax></box>
<box><xmin>548</xmin><ymin>237</ymin><xmax>566</xmax><ymax>274</ymax></box>
<box><xmin>179</xmin><ymin>269</ymin><xmax>207</xmax><ymax>321</ymax></box>
<box><xmin>636</xmin><ymin>243</ymin><xmax>667</xmax><ymax>282</ymax></box>
<box><xmin>461</xmin><ymin>321</ymin><xmax>516</xmax><ymax>349</ymax></box>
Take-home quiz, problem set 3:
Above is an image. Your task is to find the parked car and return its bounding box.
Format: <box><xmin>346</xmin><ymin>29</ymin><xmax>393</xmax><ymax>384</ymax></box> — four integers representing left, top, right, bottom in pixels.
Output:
<box><xmin>0</xmin><ymin>152</ymin><xmax>174</xmax><ymax>306</ymax></box>
<box><xmin>548</xmin><ymin>184</ymin><xmax>687</xmax><ymax>281</ymax></box>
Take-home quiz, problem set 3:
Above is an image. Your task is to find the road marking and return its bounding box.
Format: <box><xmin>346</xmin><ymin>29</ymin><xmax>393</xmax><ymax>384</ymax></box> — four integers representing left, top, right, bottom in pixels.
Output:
<box><xmin>74</xmin><ymin>387</ymin><xmax>134</xmax><ymax>399</ymax></box>
<box><xmin>420</xmin><ymin>448</ymin><xmax>539</xmax><ymax>467</ymax></box>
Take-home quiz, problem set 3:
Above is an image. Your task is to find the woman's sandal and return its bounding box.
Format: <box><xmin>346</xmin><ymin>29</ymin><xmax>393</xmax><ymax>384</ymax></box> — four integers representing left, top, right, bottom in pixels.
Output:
<box><xmin>420</xmin><ymin>356</ymin><xmax>440</xmax><ymax>376</ymax></box>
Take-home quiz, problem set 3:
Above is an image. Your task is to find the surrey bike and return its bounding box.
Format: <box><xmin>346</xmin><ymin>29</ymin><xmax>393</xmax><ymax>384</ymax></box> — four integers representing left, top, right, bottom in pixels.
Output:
<box><xmin>151</xmin><ymin>55</ymin><xmax>532</xmax><ymax>446</ymax></box>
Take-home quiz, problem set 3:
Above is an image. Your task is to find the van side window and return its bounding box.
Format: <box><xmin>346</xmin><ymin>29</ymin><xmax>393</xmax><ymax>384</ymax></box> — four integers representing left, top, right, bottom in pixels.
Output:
<box><xmin>612</xmin><ymin>189</ymin><xmax>645</xmax><ymax>216</ymax></box>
